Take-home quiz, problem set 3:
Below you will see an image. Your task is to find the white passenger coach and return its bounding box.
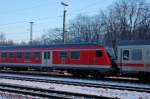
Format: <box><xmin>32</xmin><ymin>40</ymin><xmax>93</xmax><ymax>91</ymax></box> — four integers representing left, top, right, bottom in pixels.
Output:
<box><xmin>116</xmin><ymin>40</ymin><xmax>150</xmax><ymax>78</ymax></box>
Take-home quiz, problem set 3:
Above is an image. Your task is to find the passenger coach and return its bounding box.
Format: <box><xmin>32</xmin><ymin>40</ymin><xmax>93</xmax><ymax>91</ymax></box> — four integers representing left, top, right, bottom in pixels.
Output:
<box><xmin>116</xmin><ymin>40</ymin><xmax>150</xmax><ymax>78</ymax></box>
<box><xmin>0</xmin><ymin>44</ymin><xmax>115</xmax><ymax>75</ymax></box>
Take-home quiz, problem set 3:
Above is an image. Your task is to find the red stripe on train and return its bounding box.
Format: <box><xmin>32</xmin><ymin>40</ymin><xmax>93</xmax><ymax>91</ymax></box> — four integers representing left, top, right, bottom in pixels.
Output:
<box><xmin>117</xmin><ymin>63</ymin><xmax>144</xmax><ymax>67</ymax></box>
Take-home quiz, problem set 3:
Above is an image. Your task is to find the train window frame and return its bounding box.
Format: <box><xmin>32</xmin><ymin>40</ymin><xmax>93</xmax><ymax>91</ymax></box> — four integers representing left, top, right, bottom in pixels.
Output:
<box><xmin>47</xmin><ymin>52</ymin><xmax>50</xmax><ymax>59</ymax></box>
<box><xmin>96</xmin><ymin>50</ymin><xmax>102</xmax><ymax>57</ymax></box>
<box><xmin>33</xmin><ymin>52</ymin><xmax>40</xmax><ymax>59</ymax></box>
<box><xmin>71</xmin><ymin>51</ymin><xmax>80</xmax><ymax>60</ymax></box>
<box><xmin>132</xmin><ymin>49</ymin><xmax>142</xmax><ymax>61</ymax></box>
<box><xmin>25</xmin><ymin>52</ymin><xmax>31</xmax><ymax>60</ymax></box>
<box><xmin>9</xmin><ymin>52</ymin><xmax>14</xmax><ymax>59</ymax></box>
<box><xmin>16</xmin><ymin>52</ymin><xmax>23</xmax><ymax>59</ymax></box>
<box><xmin>1</xmin><ymin>53</ymin><xmax>7</xmax><ymax>59</ymax></box>
<box><xmin>60</xmin><ymin>51</ymin><xmax>68</xmax><ymax>59</ymax></box>
<box><xmin>123</xmin><ymin>50</ymin><xmax>130</xmax><ymax>60</ymax></box>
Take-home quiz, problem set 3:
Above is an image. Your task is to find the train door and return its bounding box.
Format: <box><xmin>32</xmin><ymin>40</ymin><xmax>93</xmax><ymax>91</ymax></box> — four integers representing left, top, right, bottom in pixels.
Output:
<box><xmin>42</xmin><ymin>51</ymin><xmax>52</xmax><ymax>66</ymax></box>
<box><xmin>119</xmin><ymin>48</ymin><xmax>131</xmax><ymax>72</ymax></box>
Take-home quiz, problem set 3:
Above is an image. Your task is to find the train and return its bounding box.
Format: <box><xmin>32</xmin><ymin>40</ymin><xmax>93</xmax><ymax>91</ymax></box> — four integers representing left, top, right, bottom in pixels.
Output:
<box><xmin>0</xmin><ymin>44</ymin><xmax>118</xmax><ymax>76</ymax></box>
<box><xmin>0</xmin><ymin>40</ymin><xmax>149</xmax><ymax>79</ymax></box>
<box><xmin>116</xmin><ymin>40</ymin><xmax>150</xmax><ymax>79</ymax></box>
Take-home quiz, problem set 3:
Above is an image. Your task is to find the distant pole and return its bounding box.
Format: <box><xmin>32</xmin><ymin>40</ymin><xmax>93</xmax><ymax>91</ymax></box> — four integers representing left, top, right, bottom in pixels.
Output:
<box><xmin>61</xmin><ymin>2</ymin><xmax>68</xmax><ymax>44</ymax></box>
<box><xmin>30</xmin><ymin>22</ymin><xmax>34</xmax><ymax>45</ymax></box>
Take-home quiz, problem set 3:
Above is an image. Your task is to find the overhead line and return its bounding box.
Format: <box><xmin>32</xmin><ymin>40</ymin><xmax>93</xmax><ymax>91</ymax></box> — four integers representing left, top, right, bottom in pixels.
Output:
<box><xmin>0</xmin><ymin>1</ymin><xmax>102</xmax><ymax>29</ymax></box>
<box><xmin>0</xmin><ymin>9</ymin><xmax>101</xmax><ymax>28</ymax></box>
<box><xmin>0</xmin><ymin>15</ymin><xmax>63</xmax><ymax>29</ymax></box>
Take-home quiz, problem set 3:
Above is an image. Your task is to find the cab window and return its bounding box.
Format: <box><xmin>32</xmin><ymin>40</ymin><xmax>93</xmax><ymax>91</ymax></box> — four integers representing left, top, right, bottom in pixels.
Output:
<box><xmin>96</xmin><ymin>50</ymin><xmax>102</xmax><ymax>57</ymax></box>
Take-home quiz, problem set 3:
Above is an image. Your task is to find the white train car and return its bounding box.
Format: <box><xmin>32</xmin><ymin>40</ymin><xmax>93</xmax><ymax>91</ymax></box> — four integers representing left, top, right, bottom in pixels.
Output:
<box><xmin>116</xmin><ymin>40</ymin><xmax>150</xmax><ymax>78</ymax></box>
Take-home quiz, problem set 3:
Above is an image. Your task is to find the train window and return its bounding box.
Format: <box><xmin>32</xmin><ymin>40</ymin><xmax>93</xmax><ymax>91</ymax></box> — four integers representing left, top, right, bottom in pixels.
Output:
<box><xmin>25</xmin><ymin>52</ymin><xmax>31</xmax><ymax>60</ymax></box>
<box><xmin>16</xmin><ymin>52</ymin><xmax>22</xmax><ymax>59</ymax></box>
<box><xmin>132</xmin><ymin>49</ymin><xmax>142</xmax><ymax>61</ymax></box>
<box><xmin>47</xmin><ymin>52</ymin><xmax>50</xmax><ymax>59</ymax></box>
<box><xmin>123</xmin><ymin>50</ymin><xmax>130</xmax><ymax>60</ymax></box>
<box><xmin>33</xmin><ymin>52</ymin><xmax>40</xmax><ymax>59</ymax></box>
<box><xmin>44</xmin><ymin>52</ymin><xmax>47</xmax><ymax>59</ymax></box>
<box><xmin>9</xmin><ymin>52</ymin><xmax>14</xmax><ymax>59</ymax></box>
<box><xmin>60</xmin><ymin>51</ymin><xmax>68</xmax><ymax>59</ymax></box>
<box><xmin>71</xmin><ymin>51</ymin><xmax>80</xmax><ymax>59</ymax></box>
<box><xmin>96</xmin><ymin>50</ymin><xmax>102</xmax><ymax>57</ymax></box>
<box><xmin>1</xmin><ymin>53</ymin><xmax>7</xmax><ymax>59</ymax></box>
<box><xmin>44</xmin><ymin>52</ymin><xmax>50</xmax><ymax>59</ymax></box>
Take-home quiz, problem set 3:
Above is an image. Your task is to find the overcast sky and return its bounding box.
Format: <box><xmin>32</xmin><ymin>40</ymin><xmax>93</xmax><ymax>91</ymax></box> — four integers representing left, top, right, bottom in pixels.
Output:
<box><xmin>0</xmin><ymin>0</ymin><xmax>130</xmax><ymax>43</ymax></box>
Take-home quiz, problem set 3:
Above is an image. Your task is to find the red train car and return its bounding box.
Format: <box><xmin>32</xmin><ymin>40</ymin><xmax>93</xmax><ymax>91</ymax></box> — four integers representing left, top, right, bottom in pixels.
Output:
<box><xmin>0</xmin><ymin>44</ymin><xmax>116</xmax><ymax>75</ymax></box>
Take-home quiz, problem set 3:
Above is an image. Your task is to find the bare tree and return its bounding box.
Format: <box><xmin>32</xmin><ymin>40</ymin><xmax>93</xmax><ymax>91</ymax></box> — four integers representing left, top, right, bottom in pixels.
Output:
<box><xmin>0</xmin><ymin>32</ymin><xmax>6</xmax><ymax>45</ymax></box>
<box><xmin>0</xmin><ymin>32</ymin><xmax>15</xmax><ymax>45</ymax></box>
<box><xmin>6</xmin><ymin>40</ymin><xmax>15</xmax><ymax>45</ymax></box>
<box><xmin>38</xmin><ymin>0</ymin><xmax>150</xmax><ymax>51</ymax></box>
<box><xmin>69</xmin><ymin>14</ymin><xmax>105</xmax><ymax>44</ymax></box>
<box><xmin>103</xmin><ymin>0</ymin><xmax>150</xmax><ymax>55</ymax></box>
<box><xmin>32</xmin><ymin>28</ymin><xmax>63</xmax><ymax>45</ymax></box>
<box><xmin>20</xmin><ymin>41</ymin><xmax>27</xmax><ymax>45</ymax></box>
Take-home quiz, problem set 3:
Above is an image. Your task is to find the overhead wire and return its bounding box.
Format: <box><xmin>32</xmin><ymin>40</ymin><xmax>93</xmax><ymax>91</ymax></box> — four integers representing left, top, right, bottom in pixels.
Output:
<box><xmin>0</xmin><ymin>0</ymin><xmax>103</xmax><ymax>28</ymax></box>
<box><xmin>0</xmin><ymin>0</ymin><xmax>105</xmax><ymax>42</ymax></box>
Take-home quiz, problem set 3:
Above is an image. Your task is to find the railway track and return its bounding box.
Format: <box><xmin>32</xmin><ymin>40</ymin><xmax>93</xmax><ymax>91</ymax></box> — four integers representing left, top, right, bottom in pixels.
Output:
<box><xmin>0</xmin><ymin>83</ymin><xmax>110</xmax><ymax>99</ymax></box>
<box><xmin>0</xmin><ymin>69</ymin><xmax>147</xmax><ymax>83</ymax></box>
<box><xmin>0</xmin><ymin>71</ymin><xmax>149</xmax><ymax>99</ymax></box>
<box><xmin>1</xmin><ymin>74</ymin><xmax>150</xmax><ymax>93</ymax></box>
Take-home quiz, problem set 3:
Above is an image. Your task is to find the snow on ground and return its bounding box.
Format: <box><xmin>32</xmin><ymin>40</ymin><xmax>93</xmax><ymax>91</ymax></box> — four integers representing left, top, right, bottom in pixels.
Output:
<box><xmin>0</xmin><ymin>91</ymin><xmax>44</xmax><ymax>99</ymax></box>
<box><xmin>0</xmin><ymin>78</ymin><xmax>149</xmax><ymax>99</ymax></box>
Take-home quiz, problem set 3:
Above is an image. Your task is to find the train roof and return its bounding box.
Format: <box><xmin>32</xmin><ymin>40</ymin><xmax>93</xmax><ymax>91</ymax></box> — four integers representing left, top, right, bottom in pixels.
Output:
<box><xmin>119</xmin><ymin>40</ymin><xmax>150</xmax><ymax>46</ymax></box>
<box><xmin>0</xmin><ymin>44</ymin><xmax>103</xmax><ymax>50</ymax></box>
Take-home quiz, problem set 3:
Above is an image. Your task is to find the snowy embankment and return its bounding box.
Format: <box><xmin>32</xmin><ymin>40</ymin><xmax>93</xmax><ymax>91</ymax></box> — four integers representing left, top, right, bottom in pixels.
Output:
<box><xmin>0</xmin><ymin>78</ymin><xmax>149</xmax><ymax>99</ymax></box>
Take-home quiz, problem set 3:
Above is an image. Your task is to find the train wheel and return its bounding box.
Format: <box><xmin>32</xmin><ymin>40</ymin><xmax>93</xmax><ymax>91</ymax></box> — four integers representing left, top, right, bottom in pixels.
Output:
<box><xmin>111</xmin><ymin>60</ymin><xmax>119</xmax><ymax>74</ymax></box>
<box><xmin>138</xmin><ymin>72</ymin><xmax>150</xmax><ymax>81</ymax></box>
<box><xmin>71</xmin><ymin>71</ymin><xmax>80</xmax><ymax>77</ymax></box>
<box><xmin>0</xmin><ymin>67</ymin><xmax>4</xmax><ymax>70</ymax></box>
<box><xmin>93</xmin><ymin>71</ymin><xmax>104</xmax><ymax>79</ymax></box>
<box><xmin>71</xmin><ymin>71</ymin><xmax>87</xmax><ymax>78</ymax></box>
